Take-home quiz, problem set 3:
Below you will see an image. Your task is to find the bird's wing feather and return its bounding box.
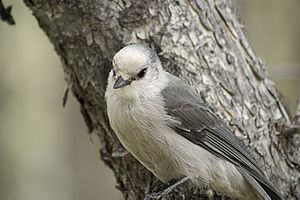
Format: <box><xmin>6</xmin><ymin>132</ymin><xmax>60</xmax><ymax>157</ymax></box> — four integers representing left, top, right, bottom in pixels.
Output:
<box><xmin>161</xmin><ymin>72</ymin><xmax>282</xmax><ymax>200</ymax></box>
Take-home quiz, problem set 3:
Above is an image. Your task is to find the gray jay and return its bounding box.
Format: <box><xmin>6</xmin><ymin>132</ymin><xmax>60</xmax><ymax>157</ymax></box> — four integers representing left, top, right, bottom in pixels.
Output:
<box><xmin>105</xmin><ymin>44</ymin><xmax>282</xmax><ymax>200</ymax></box>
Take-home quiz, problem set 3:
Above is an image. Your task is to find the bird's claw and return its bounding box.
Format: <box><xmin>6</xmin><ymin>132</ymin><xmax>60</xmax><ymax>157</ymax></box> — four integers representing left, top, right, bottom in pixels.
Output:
<box><xmin>144</xmin><ymin>177</ymin><xmax>189</xmax><ymax>199</ymax></box>
<box><xmin>144</xmin><ymin>191</ymin><xmax>163</xmax><ymax>200</ymax></box>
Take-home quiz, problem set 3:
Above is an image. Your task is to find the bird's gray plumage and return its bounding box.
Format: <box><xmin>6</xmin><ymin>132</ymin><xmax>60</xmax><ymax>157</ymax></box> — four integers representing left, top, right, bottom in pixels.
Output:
<box><xmin>161</xmin><ymin>73</ymin><xmax>281</xmax><ymax>200</ymax></box>
<box><xmin>105</xmin><ymin>44</ymin><xmax>282</xmax><ymax>200</ymax></box>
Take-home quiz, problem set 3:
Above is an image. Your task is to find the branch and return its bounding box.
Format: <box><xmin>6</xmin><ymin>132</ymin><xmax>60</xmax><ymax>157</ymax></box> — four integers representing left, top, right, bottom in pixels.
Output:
<box><xmin>0</xmin><ymin>0</ymin><xmax>15</xmax><ymax>25</ymax></box>
<box><xmin>22</xmin><ymin>0</ymin><xmax>299</xmax><ymax>199</ymax></box>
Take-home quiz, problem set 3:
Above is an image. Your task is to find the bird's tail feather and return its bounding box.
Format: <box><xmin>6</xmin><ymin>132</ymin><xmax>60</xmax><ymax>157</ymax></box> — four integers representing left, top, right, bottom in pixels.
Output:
<box><xmin>238</xmin><ymin>168</ymin><xmax>282</xmax><ymax>200</ymax></box>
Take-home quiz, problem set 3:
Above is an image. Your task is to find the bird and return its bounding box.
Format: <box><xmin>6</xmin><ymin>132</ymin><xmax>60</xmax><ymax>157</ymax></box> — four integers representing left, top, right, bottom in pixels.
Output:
<box><xmin>105</xmin><ymin>44</ymin><xmax>282</xmax><ymax>200</ymax></box>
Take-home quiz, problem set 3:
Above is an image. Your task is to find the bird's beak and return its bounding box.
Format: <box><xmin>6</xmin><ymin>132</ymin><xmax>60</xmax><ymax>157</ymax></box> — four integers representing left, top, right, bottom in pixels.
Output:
<box><xmin>113</xmin><ymin>76</ymin><xmax>131</xmax><ymax>89</ymax></box>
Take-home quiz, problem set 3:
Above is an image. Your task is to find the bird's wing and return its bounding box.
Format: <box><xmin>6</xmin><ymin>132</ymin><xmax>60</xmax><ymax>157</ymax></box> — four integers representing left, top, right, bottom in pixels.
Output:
<box><xmin>161</xmin><ymin>72</ymin><xmax>282</xmax><ymax>200</ymax></box>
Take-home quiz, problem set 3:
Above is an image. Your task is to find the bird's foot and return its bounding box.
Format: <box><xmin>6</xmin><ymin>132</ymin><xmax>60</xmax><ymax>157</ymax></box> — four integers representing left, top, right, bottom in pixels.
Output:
<box><xmin>205</xmin><ymin>188</ymin><xmax>215</xmax><ymax>200</ymax></box>
<box><xmin>144</xmin><ymin>176</ymin><xmax>189</xmax><ymax>199</ymax></box>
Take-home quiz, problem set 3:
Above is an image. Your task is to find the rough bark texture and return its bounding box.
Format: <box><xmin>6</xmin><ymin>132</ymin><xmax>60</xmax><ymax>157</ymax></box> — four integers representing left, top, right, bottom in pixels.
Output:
<box><xmin>23</xmin><ymin>0</ymin><xmax>300</xmax><ymax>199</ymax></box>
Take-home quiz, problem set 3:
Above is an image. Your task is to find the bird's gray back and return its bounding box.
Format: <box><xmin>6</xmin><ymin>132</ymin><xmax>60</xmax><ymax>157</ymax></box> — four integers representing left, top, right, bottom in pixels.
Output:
<box><xmin>161</xmin><ymin>71</ymin><xmax>282</xmax><ymax>200</ymax></box>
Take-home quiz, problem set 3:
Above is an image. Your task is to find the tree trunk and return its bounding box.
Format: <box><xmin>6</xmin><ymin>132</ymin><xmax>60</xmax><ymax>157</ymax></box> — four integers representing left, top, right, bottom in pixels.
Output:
<box><xmin>23</xmin><ymin>0</ymin><xmax>300</xmax><ymax>199</ymax></box>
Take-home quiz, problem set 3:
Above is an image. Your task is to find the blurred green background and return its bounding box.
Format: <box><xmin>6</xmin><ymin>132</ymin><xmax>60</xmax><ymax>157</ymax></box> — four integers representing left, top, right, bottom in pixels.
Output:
<box><xmin>0</xmin><ymin>1</ymin><xmax>299</xmax><ymax>200</ymax></box>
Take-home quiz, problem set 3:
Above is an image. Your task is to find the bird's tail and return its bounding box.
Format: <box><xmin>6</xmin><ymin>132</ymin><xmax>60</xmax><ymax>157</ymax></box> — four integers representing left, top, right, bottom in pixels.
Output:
<box><xmin>238</xmin><ymin>168</ymin><xmax>283</xmax><ymax>200</ymax></box>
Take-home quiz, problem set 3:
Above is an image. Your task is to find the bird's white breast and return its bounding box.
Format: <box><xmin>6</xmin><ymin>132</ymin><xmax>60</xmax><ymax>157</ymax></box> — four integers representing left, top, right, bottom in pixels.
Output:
<box><xmin>105</xmin><ymin>79</ymin><xmax>181</xmax><ymax>181</ymax></box>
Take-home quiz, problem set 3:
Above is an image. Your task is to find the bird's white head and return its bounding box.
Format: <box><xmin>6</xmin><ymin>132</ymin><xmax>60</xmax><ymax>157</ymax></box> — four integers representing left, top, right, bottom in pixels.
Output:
<box><xmin>107</xmin><ymin>44</ymin><xmax>166</xmax><ymax>100</ymax></box>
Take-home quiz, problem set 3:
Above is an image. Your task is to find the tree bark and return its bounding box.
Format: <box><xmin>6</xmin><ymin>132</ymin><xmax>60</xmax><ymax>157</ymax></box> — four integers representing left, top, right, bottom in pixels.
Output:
<box><xmin>23</xmin><ymin>0</ymin><xmax>300</xmax><ymax>199</ymax></box>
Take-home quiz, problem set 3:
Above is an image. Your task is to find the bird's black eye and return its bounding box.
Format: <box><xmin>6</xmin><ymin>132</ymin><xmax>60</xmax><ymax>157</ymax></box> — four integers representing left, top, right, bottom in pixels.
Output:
<box><xmin>136</xmin><ymin>68</ymin><xmax>147</xmax><ymax>79</ymax></box>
